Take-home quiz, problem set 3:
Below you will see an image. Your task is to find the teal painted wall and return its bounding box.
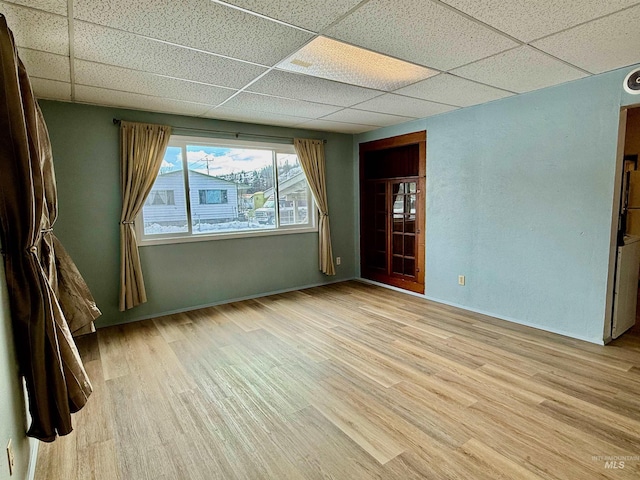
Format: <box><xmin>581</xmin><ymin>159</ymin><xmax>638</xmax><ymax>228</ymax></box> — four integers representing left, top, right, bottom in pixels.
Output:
<box><xmin>0</xmin><ymin>238</ymin><xmax>31</xmax><ymax>480</ymax></box>
<box><xmin>39</xmin><ymin>101</ymin><xmax>356</xmax><ymax>327</ymax></box>
<box><xmin>356</xmin><ymin>65</ymin><xmax>640</xmax><ymax>344</ymax></box>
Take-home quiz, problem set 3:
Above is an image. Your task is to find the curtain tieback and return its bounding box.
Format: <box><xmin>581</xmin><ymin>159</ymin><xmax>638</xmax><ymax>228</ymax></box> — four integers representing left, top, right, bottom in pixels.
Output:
<box><xmin>21</xmin><ymin>228</ymin><xmax>55</xmax><ymax>255</ymax></box>
<box><xmin>121</xmin><ymin>221</ymin><xmax>135</xmax><ymax>225</ymax></box>
<box><xmin>22</xmin><ymin>228</ymin><xmax>55</xmax><ymax>255</ymax></box>
<box><xmin>319</xmin><ymin>213</ymin><xmax>329</xmax><ymax>217</ymax></box>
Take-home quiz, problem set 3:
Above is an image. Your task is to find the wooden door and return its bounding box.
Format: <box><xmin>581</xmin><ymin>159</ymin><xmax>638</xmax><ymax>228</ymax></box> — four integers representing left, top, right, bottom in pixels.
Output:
<box><xmin>391</xmin><ymin>179</ymin><xmax>419</xmax><ymax>282</ymax></box>
<box><xmin>362</xmin><ymin>180</ymin><xmax>388</xmax><ymax>274</ymax></box>
<box><xmin>360</xmin><ymin>132</ymin><xmax>425</xmax><ymax>294</ymax></box>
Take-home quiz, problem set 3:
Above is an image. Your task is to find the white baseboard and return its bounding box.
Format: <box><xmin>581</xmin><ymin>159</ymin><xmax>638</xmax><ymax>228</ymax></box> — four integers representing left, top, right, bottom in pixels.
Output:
<box><xmin>425</xmin><ymin>294</ymin><xmax>605</xmax><ymax>345</ymax></box>
<box><xmin>117</xmin><ymin>276</ymin><xmax>357</xmax><ymax>326</ymax></box>
<box><xmin>356</xmin><ymin>278</ymin><xmax>426</xmax><ymax>299</ymax></box>
<box><xmin>357</xmin><ymin>277</ymin><xmax>605</xmax><ymax>345</ymax></box>
<box><xmin>27</xmin><ymin>437</ymin><xmax>38</xmax><ymax>480</ymax></box>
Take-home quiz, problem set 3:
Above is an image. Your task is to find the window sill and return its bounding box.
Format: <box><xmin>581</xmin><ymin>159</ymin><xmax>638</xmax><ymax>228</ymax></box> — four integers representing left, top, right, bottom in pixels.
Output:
<box><xmin>138</xmin><ymin>225</ymin><xmax>318</xmax><ymax>247</ymax></box>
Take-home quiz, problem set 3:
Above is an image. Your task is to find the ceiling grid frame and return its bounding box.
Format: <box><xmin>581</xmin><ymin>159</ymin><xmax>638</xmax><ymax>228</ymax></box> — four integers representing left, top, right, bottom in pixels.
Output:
<box><xmin>0</xmin><ymin>0</ymin><xmax>638</xmax><ymax>133</ymax></box>
<box><xmin>66</xmin><ymin>0</ymin><xmax>74</xmax><ymax>100</ymax></box>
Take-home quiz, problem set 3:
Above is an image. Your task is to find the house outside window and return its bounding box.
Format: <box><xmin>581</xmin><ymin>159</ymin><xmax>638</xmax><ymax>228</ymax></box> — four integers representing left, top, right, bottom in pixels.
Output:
<box><xmin>137</xmin><ymin>135</ymin><xmax>316</xmax><ymax>244</ymax></box>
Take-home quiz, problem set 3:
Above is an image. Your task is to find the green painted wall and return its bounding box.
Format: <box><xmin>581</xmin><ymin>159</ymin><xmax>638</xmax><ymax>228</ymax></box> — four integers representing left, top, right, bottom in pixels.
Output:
<box><xmin>0</xmin><ymin>238</ymin><xmax>32</xmax><ymax>480</ymax></box>
<box><xmin>39</xmin><ymin>101</ymin><xmax>356</xmax><ymax>327</ymax></box>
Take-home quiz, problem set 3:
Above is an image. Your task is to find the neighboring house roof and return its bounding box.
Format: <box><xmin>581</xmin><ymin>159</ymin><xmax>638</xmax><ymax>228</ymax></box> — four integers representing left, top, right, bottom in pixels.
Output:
<box><xmin>158</xmin><ymin>169</ymin><xmax>240</xmax><ymax>186</ymax></box>
<box><xmin>263</xmin><ymin>170</ymin><xmax>307</xmax><ymax>199</ymax></box>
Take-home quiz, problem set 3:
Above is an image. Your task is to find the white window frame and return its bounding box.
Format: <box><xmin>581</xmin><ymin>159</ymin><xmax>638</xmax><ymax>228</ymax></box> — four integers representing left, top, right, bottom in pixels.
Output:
<box><xmin>137</xmin><ymin>135</ymin><xmax>317</xmax><ymax>246</ymax></box>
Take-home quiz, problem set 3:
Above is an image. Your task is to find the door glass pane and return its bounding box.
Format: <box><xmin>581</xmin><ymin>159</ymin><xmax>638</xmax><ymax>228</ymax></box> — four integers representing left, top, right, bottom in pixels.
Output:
<box><xmin>142</xmin><ymin>146</ymin><xmax>189</xmax><ymax>235</ymax></box>
<box><xmin>409</xmin><ymin>182</ymin><xmax>417</xmax><ymax>193</ymax></box>
<box><xmin>404</xmin><ymin>258</ymin><xmax>415</xmax><ymax>276</ymax></box>
<box><xmin>393</xmin><ymin>195</ymin><xmax>404</xmax><ymax>213</ymax></box>
<box><xmin>393</xmin><ymin>214</ymin><xmax>404</xmax><ymax>232</ymax></box>
<box><xmin>375</xmin><ymin>193</ymin><xmax>386</xmax><ymax>211</ymax></box>
<box><xmin>404</xmin><ymin>236</ymin><xmax>415</xmax><ymax>257</ymax></box>
<box><xmin>405</xmin><ymin>214</ymin><xmax>416</xmax><ymax>233</ymax></box>
<box><xmin>375</xmin><ymin>231</ymin><xmax>386</xmax><ymax>251</ymax></box>
<box><xmin>393</xmin><ymin>234</ymin><xmax>403</xmax><ymax>255</ymax></box>
<box><xmin>392</xmin><ymin>256</ymin><xmax>403</xmax><ymax>274</ymax></box>
<box><xmin>406</xmin><ymin>194</ymin><xmax>416</xmax><ymax>214</ymax></box>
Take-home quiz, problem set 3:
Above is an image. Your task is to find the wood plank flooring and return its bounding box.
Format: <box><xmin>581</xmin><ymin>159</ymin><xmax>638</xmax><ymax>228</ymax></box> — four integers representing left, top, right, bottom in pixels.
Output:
<box><xmin>35</xmin><ymin>281</ymin><xmax>640</xmax><ymax>479</ymax></box>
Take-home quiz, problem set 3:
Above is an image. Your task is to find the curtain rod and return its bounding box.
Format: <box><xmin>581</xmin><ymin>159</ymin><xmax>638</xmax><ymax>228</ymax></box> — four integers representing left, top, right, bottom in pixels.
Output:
<box><xmin>112</xmin><ymin>118</ymin><xmax>326</xmax><ymax>144</ymax></box>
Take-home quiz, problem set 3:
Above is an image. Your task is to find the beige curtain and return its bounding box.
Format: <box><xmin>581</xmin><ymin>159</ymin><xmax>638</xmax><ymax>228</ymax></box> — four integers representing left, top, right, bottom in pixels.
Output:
<box><xmin>0</xmin><ymin>15</ymin><xmax>101</xmax><ymax>441</ymax></box>
<box><xmin>294</xmin><ymin>138</ymin><xmax>336</xmax><ymax>275</ymax></box>
<box><xmin>119</xmin><ymin>121</ymin><xmax>171</xmax><ymax>311</ymax></box>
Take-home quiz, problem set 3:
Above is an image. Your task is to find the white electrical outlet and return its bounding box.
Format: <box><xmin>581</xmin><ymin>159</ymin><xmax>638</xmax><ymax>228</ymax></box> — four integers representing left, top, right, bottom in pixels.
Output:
<box><xmin>336</xmin><ymin>257</ymin><xmax>341</xmax><ymax>265</ymax></box>
<box><xmin>7</xmin><ymin>439</ymin><xmax>14</xmax><ymax>476</ymax></box>
<box><xmin>458</xmin><ymin>275</ymin><xmax>465</xmax><ymax>286</ymax></box>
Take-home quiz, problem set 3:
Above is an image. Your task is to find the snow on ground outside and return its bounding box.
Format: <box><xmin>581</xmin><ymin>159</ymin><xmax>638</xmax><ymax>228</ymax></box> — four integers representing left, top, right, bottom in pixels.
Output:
<box><xmin>144</xmin><ymin>221</ymin><xmax>275</xmax><ymax>235</ymax></box>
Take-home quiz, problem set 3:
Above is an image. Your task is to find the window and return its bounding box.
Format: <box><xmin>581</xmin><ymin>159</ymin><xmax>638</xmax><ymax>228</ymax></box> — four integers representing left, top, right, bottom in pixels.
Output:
<box><xmin>146</xmin><ymin>189</ymin><xmax>175</xmax><ymax>206</ymax></box>
<box><xmin>199</xmin><ymin>189</ymin><xmax>228</xmax><ymax>205</ymax></box>
<box><xmin>138</xmin><ymin>136</ymin><xmax>316</xmax><ymax>244</ymax></box>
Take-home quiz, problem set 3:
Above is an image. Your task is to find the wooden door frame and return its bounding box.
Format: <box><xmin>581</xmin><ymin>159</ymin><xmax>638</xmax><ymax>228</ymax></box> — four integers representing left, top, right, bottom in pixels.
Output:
<box><xmin>359</xmin><ymin>131</ymin><xmax>426</xmax><ymax>294</ymax></box>
<box><xmin>605</xmin><ymin>104</ymin><xmax>640</xmax><ymax>342</ymax></box>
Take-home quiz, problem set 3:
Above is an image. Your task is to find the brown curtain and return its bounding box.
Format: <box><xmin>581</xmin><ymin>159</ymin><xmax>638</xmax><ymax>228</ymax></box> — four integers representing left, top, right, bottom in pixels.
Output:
<box><xmin>294</xmin><ymin>138</ymin><xmax>336</xmax><ymax>275</ymax></box>
<box><xmin>119</xmin><ymin>121</ymin><xmax>171</xmax><ymax>311</ymax></box>
<box><xmin>0</xmin><ymin>15</ymin><xmax>101</xmax><ymax>441</ymax></box>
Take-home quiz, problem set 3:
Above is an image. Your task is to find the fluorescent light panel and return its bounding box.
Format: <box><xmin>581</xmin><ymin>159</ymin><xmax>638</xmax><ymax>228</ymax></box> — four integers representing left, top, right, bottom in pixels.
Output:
<box><xmin>277</xmin><ymin>36</ymin><xmax>437</xmax><ymax>91</ymax></box>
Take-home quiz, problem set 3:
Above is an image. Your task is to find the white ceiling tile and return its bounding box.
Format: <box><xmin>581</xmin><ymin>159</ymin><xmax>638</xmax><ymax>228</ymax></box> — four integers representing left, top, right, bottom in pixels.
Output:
<box><xmin>322</xmin><ymin>109</ymin><xmax>414</xmax><ymax>127</ymax></box>
<box><xmin>440</xmin><ymin>0</ymin><xmax>638</xmax><ymax>43</ymax></box>
<box><xmin>277</xmin><ymin>36</ymin><xmax>437</xmax><ymax>91</ymax></box>
<box><xmin>531</xmin><ymin>5</ymin><xmax>640</xmax><ymax>75</ymax></box>
<box><xmin>324</xmin><ymin>0</ymin><xmax>517</xmax><ymax>71</ymax></box>
<box><xmin>222</xmin><ymin>92</ymin><xmax>342</xmax><ymax>119</ymax></box>
<box><xmin>31</xmin><ymin>78</ymin><xmax>71</xmax><ymax>100</ymax></box>
<box><xmin>3</xmin><ymin>0</ymin><xmax>66</xmax><ymax>15</ymax></box>
<box><xmin>296</xmin><ymin>119</ymin><xmax>378</xmax><ymax>134</ymax></box>
<box><xmin>247</xmin><ymin>70</ymin><xmax>383</xmax><ymax>107</ymax></box>
<box><xmin>1</xmin><ymin>2</ymin><xmax>68</xmax><ymax>54</ymax></box>
<box><xmin>11</xmin><ymin>0</ymin><xmax>636</xmax><ymax>126</ymax></box>
<box><xmin>204</xmin><ymin>107</ymin><xmax>309</xmax><ymax>128</ymax></box>
<box><xmin>74</xmin><ymin>22</ymin><xmax>267</xmax><ymax>89</ymax></box>
<box><xmin>75</xmin><ymin>85</ymin><xmax>211</xmax><ymax>117</ymax></box>
<box><xmin>19</xmin><ymin>48</ymin><xmax>69</xmax><ymax>82</ymax></box>
<box><xmin>73</xmin><ymin>0</ymin><xmax>313</xmax><ymax>66</ymax></box>
<box><xmin>354</xmin><ymin>93</ymin><xmax>458</xmax><ymax>118</ymax></box>
<box><xmin>394</xmin><ymin>73</ymin><xmax>513</xmax><ymax>107</ymax></box>
<box><xmin>75</xmin><ymin>61</ymin><xmax>235</xmax><ymax>106</ymax></box>
<box><xmin>451</xmin><ymin>46</ymin><xmax>587</xmax><ymax>94</ymax></box>
<box><xmin>220</xmin><ymin>0</ymin><xmax>363</xmax><ymax>31</ymax></box>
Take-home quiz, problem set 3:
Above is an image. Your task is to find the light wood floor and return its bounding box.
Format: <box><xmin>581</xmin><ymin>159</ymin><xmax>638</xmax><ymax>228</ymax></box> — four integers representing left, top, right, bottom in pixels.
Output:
<box><xmin>36</xmin><ymin>281</ymin><xmax>640</xmax><ymax>479</ymax></box>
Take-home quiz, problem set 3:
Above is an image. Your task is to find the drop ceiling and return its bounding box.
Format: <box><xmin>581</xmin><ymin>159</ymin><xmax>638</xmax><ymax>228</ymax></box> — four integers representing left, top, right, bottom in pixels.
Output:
<box><xmin>4</xmin><ymin>0</ymin><xmax>640</xmax><ymax>134</ymax></box>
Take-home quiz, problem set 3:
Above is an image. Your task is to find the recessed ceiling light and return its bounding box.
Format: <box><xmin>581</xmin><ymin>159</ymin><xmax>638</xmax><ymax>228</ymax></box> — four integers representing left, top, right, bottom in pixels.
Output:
<box><xmin>277</xmin><ymin>36</ymin><xmax>437</xmax><ymax>91</ymax></box>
